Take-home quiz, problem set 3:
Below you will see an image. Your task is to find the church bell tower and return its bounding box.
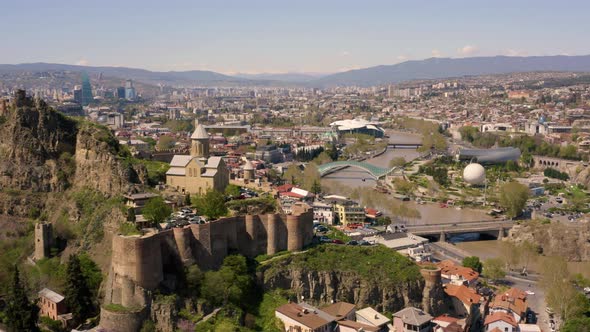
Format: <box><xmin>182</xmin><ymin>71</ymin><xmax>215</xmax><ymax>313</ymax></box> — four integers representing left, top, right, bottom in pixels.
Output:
<box><xmin>190</xmin><ymin>120</ymin><xmax>210</xmax><ymax>158</ymax></box>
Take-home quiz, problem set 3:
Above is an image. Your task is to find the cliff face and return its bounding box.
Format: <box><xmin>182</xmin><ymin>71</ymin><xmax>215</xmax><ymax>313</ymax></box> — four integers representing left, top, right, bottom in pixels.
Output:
<box><xmin>0</xmin><ymin>91</ymin><xmax>146</xmax><ymax>216</ymax></box>
<box><xmin>259</xmin><ymin>251</ymin><xmax>445</xmax><ymax>315</ymax></box>
<box><xmin>0</xmin><ymin>92</ymin><xmax>77</xmax><ymax>193</ymax></box>
<box><xmin>73</xmin><ymin>123</ymin><xmax>145</xmax><ymax>195</ymax></box>
<box><xmin>507</xmin><ymin>221</ymin><xmax>590</xmax><ymax>261</ymax></box>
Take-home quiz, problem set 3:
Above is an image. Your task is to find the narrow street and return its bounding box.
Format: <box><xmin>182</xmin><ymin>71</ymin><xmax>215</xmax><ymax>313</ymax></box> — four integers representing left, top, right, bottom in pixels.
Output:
<box><xmin>430</xmin><ymin>241</ymin><xmax>551</xmax><ymax>332</ymax></box>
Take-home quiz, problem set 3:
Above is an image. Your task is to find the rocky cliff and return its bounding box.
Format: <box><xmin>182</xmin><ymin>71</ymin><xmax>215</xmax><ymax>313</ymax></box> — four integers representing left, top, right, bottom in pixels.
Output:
<box><xmin>259</xmin><ymin>246</ymin><xmax>446</xmax><ymax>315</ymax></box>
<box><xmin>0</xmin><ymin>90</ymin><xmax>146</xmax><ymax>216</ymax></box>
<box><xmin>507</xmin><ymin>220</ymin><xmax>590</xmax><ymax>261</ymax></box>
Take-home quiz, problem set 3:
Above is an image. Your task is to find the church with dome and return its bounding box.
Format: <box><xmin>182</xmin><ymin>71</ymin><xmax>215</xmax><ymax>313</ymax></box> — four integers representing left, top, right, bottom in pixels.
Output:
<box><xmin>166</xmin><ymin>121</ymin><xmax>229</xmax><ymax>194</ymax></box>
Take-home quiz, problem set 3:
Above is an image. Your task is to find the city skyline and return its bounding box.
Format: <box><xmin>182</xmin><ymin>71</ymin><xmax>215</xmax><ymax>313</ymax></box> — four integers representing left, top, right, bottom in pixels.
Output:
<box><xmin>1</xmin><ymin>0</ymin><xmax>590</xmax><ymax>74</ymax></box>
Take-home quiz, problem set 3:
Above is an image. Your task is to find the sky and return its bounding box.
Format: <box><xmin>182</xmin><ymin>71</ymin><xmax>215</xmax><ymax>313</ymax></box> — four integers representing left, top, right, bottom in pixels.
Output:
<box><xmin>1</xmin><ymin>0</ymin><xmax>589</xmax><ymax>74</ymax></box>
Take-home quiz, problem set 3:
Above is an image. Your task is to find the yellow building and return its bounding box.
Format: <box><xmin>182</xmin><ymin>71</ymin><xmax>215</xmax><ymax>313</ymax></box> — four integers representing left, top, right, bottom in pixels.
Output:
<box><xmin>334</xmin><ymin>202</ymin><xmax>365</xmax><ymax>226</ymax></box>
<box><xmin>166</xmin><ymin>121</ymin><xmax>229</xmax><ymax>194</ymax></box>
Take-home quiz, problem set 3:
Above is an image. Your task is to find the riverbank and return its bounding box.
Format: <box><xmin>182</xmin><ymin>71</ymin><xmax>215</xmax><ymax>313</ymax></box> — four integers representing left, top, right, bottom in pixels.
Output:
<box><xmin>321</xmin><ymin>130</ymin><xmax>492</xmax><ymax>225</ymax></box>
<box><xmin>455</xmin><ymin>240</ymin><xmax>590</xmax><ymax>278</ymax></box>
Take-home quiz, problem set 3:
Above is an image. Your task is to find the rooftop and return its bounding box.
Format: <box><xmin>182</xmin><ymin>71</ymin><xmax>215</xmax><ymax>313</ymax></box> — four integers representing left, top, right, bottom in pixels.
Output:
<box><xmin>275</xmin><ymin>303</ymin><xmax>334</xmax><ymax>330</ymax></box>
<box><xmin>356</xmin><ymin>307</ymin><xmax>391</xmax><ymax>327</ymax></box>
<box><xmin>484</xmin><ymin>311</ymin><xmax>518</xmax><ymax>327</ymax></box>
<box><xmin>191</xmin><ymin>121</ymin><xmax>209</xmax><ymax>140</ymax></box>
<box><xmin>38</xmin><ymin>288</ymin><xmax>65</xmax><ymax>303</ymax></box>
<box><xmin>321</xmin><ymin>301</ymin><xmax>356</xmax><ymax>320</ymax></box>
<box><xmin>393</xmin><ymin>307</ymin><xmax>433</xmax><ymax>326</ymax></box>
<box><xmin>444</xmin><ymin>284</ymin><xmax>482</xmax><ymax>306</ymax></box>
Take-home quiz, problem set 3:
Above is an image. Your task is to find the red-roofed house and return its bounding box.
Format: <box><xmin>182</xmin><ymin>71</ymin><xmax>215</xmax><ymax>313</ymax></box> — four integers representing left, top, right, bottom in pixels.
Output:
<box><xmin>275</xmin><ymin>302</ymin><xmax>335</xmax><ymax>332</ymax></box>
<box><xmin>276</xmin><ymin>184</ymin><xmax>294</xmax><ymax>193</ymax></box>
<box><xmin>444</xmin><ymin>284</ymin><xmax>482</xmax><ymax>317</ymax></box>
<box><xmin>437</xmin><ymin>260</ymin><xmax>479</xmax><ymax>286</ymax></box>
<box><xmin>364</xmin><ymin>207</ymin><xmax>382</xmax><ymax>219</ymax></box>
<box><xmin>489</xmin><ymin>288</ymin><xmax>528</xmax><ymax>323</ymax></box>
<box><xmin>484</xmin><ymin>312</ymin><xmax>518</xmax><ymax>332</ymax></box>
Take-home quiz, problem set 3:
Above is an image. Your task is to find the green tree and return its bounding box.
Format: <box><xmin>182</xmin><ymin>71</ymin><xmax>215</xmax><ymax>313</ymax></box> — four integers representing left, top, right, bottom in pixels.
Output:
<box><xmin>65</xmin><ymin>255</ymin><xmax>94</xmax><ymax>324</ymax></box>
<box><xmin>500</xmin><ymin>241</ymin><xmax>521</xmax><ymax>271</ymax></box>
<box><xmin>185</xmin><ymin>265</ymin><xmax>204</xmax><ymax>296</ymax></box>
<box><xmin>5</xmin><ymin>266</ymin><xmax>40</xmax><ymax>332</ymax></box>
<box><xmin>77</xmin><ymin>254</ymin><xmax>103</xmax><ymax>297</ymax></box>
<box><xmin>184</xmin><ymin>193</ymin><xmax>192</xmax><ymax>206</ymax></box>
<box><xmin>157</xmin><ymin>136</ymin><xmax>176</xmax><ymax>150</ymax></box>
<box><xmin>518</xmin><ymin>241</ymin><xmax>538</xmax><ymax>272</ymax></box>
<box><xmin>192</xmin><ymin>189</ymin><xmax>228</xmax><ymax>220</ymax></box>
<box><xmin>142</xmin><ymin>196</ymin><xmax>172</xmax><ymax>225</ymax></box>
<box><xmin>302</xmin><ymin>164</ymin><xmax>321</xmax><ymax>191</ymax></box>
<box><xmin>311</xmin><ymin>180</ymin><xmax>322</xmax><ymax>196</ymax></box>
<box><xmin>462</xmin><ymin>256</ymin><xmax>483</xmax><ymax>274</ymax></box>
<box><xmin>283</xmin><ymin>163</ymin><xmax>302</xmax><ymax>186</ymax></box>
<box><xmin>498</xmin><ymin>181</ymin><xmax>529</xmax><ymax>218</ymax></box>
<box><xmin>201</xmin><ymin>255</ymin><xmax>252</xmax><ymax>307</ymax></box>
<box><xmin>389</xmin><ymin>157</ymin><xmax>407</xmax><ymax>168</ymax></box>
<box><xmin>562</xmin><ymin>316</ymin><xmax>590</xmax><ymax>332</ymax></box>
<box><xmin>541</xmin><ymin>256</ymin><xmax>590</xmax><ymax>322</ymax></box>
<box><xmin>328</xmin><ymin>143</ymin><xmax>339</xmax><ymax>159</ymax></box>
<box><xmin>559</xmin><ymin>144</ymin><xmax>578</xmax><ymax>160</ymax></box>
<box><xmin>127</xmin><ymin>208</ymin><xmax>136</xmax><ymax>222</ymax></box>
<box><xmin>140</xmin><ymin>320</ymin><xmax>157</xmax><ymax>332</ymax></box>
<box><xmin>393</xmin><ymin>178</ymin><xmax>416</xmax><ymax>196</ymax></box>
<box><xmin>224</xmin><ymin>184</ymin><xmax>241</xmax><ymax>198</ymax></box>
<box><xmin>458</xmin><ymin>126</ymin><xmax>478</xmax><ymax>142</ymax></box>
<box><xmin>483</xmin><ymin>258</ymin><xmax>506</xmax><ymax>281</ymax></box>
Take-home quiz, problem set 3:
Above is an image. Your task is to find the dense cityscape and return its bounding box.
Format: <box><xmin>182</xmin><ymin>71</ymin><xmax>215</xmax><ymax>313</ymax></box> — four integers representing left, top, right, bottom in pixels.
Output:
<box><xmin>2</xmin><ymin>2</ymin><xmax>590</xmax><ymax>332</ymax></box>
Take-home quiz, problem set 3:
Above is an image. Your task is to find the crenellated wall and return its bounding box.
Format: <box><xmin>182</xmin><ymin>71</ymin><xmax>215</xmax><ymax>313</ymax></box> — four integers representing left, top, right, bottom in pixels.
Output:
<box><xmin>101</xmin><ymin>204</ymin><xmax>313</xmax><ymax>331</ymax></box>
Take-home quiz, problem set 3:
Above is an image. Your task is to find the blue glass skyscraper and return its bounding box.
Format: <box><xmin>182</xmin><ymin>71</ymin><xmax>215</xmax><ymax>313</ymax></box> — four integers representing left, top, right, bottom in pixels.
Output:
<box><xmin>81</xmin><ymin>73</ymin><xmax>93</xmax><ymax>105</ymax></box>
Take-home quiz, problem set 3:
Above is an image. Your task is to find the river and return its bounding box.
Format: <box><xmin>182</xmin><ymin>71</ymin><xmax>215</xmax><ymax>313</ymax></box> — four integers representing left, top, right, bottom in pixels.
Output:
<box><xmin>321</xmin><ymin>130</ymin><xmax>494</xmax><ymax>225</ymax></box>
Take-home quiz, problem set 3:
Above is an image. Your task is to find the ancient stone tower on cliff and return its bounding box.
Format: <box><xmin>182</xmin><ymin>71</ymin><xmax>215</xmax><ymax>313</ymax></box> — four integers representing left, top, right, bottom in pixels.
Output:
<box><xmin>420</xmin><ymin>267</ymin><xmax>447</xmax><ymax>316</ymax></box>
<box><xmin>34</xmin><ymin>222</ymin><xmax>53</xmax><ymax>260</ymax></box>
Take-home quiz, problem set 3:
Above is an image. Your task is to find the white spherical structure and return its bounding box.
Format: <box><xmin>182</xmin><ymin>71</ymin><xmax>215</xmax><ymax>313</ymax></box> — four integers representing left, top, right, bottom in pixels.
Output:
<box><xmin>463</xmin><ymin>163</ymin><xmax>486</xmax><ymax>185</ymax></box>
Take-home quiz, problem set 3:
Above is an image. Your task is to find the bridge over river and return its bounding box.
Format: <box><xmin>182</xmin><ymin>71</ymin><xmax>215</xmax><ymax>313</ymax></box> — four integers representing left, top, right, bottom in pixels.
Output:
<box><xmin>405</xmin><ymin>220</ymin><xmax>514</xmax><ymax>242</ymax></box>
<box><xmin>318</xmin><ymin>161</ymin><xmax>402</xmax><ymax>179</ymax></box>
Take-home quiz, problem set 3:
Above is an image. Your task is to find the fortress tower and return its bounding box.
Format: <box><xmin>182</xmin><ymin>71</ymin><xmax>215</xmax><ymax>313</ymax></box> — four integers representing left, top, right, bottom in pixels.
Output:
<box><xmin>190</xmin><ymin>120</ymin><xmax>210</xmax><ymax>159</ymax></box>
<box><xmin>420</xmin><ymin>267</ymin><xmax>446</xmax><ymax>315</ymax></box>
<box><xmin>34</xmin><ymin>222</ymin><xmax>53</xmax><ymax>261</ymax></box>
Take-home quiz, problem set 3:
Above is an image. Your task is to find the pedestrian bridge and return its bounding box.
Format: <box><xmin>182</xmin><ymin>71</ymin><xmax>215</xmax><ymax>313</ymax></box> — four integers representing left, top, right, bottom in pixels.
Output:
<box><xmin>317</xmin><ymin>161</ymin><xmax>401</xmax><ymax>179</ymax></box>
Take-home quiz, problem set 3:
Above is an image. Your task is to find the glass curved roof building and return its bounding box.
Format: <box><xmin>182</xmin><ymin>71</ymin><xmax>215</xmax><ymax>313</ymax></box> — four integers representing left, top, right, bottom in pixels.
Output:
<box><xmin>457</xmin><ymin>147</ymin><xmax>521</xmax><ymax>164</ymax></box>
<box><xmin>329</xmin><ymin>119</ymin><xmax>385</xmax><ymax>138</ymax></box>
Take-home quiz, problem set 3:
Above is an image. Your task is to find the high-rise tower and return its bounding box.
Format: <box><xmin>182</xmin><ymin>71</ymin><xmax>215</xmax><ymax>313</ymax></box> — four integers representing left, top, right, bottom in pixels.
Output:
<box><xmin>81</xmin><ymin>72</ymin><xmax>93</xmax><ymax>105</ymax></box>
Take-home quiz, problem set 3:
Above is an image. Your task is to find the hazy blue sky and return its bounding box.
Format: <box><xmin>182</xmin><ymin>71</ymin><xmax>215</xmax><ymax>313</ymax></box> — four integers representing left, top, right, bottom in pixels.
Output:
<box><xmin>1</xmin><ymin>0</ymin><xmax>589</xmax><ymax>74</ymax></box>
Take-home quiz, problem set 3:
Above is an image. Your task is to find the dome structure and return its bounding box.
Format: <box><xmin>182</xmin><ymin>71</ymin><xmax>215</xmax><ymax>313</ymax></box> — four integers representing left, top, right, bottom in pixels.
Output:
<box><xmin>191</xmin><ymin>120</ymin><xmax>209</xmax><ymax>140</ymax></box>
<box><xmin>463</xmin><ymin>163</ymin><xmax>486</xmax><ymax>185</ymax></box>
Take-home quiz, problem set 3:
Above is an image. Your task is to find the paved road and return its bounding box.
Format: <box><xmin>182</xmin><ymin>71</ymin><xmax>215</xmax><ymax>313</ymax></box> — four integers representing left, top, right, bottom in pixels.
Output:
<box><xmin>432</xmin><ymin>242</ymin><xmax>551</xmax><ymax>332</ymax></box>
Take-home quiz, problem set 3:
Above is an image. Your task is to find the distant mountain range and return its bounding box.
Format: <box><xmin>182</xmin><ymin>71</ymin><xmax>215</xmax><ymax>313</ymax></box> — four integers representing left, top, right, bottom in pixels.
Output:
<box><xmin>2</xmin><ymin>55</ymin><xmax>590</xmax><ymax>88</ymax></box>
<box><xmin>234</xmin><ymin>72</ymin><xmax>326</xmax><ymax>82</ymax></box>
<box><xmin>0</xmin><ymin>62</ymin><xmax>249</xmax><ymax>86</ymax></box>
<box><xmin>314</xmin><ymin>55</ymin><xmax>590</xmax><ymax>87</ymax></box>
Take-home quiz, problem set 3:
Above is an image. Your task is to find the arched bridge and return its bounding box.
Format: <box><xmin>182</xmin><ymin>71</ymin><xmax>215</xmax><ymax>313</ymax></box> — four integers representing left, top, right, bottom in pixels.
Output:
<box><xmin>318</xmin><ymin>161</ymin><xmax>401</xmax><ymax>179</ymax></box>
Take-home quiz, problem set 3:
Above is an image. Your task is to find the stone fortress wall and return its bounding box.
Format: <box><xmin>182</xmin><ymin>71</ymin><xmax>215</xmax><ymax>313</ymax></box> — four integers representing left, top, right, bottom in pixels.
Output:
<box><xmin>101</xmin><ymin>203</ymin><xmax>313</xmax><ymax>330</ymax></box>
<box><xmin>532</xmin><ymin>155</ymin><xmax>583</xmax><ymax>176</ymax></box>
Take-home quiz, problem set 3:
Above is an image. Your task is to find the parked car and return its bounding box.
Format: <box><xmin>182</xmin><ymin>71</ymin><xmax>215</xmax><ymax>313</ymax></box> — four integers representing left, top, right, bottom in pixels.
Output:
<box><xmin>175</xmin><ymin>219</ymin><xmax>189</xmax><ymax>227</ymax></box>
<box><xmin>358</xmin><ymin>240</ymin><xmax>371</xmax><ymax>246</ymax></box>
<box><xmin>319</xmin><ymin>236</ymin><xmax>332</xmax><ymax>243</ymax></box>
<box><xmin>315</xmin><ymin>226</ymin><xmax>328</xmax><ymax>233</ymax></box>
<box><xmin>332</xmin><ymin>239</ymin><xmax>345</xmax><ymax>245</ymax></box>
<box><xmin>346</xmin><ymin>240</ymin><xmax>359</xmax><ymax>246</ymax></box>
<box><xmin>525</xmin><ymin>290</ymin><xmax>535</xmax><ymax>296</ymax></box>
